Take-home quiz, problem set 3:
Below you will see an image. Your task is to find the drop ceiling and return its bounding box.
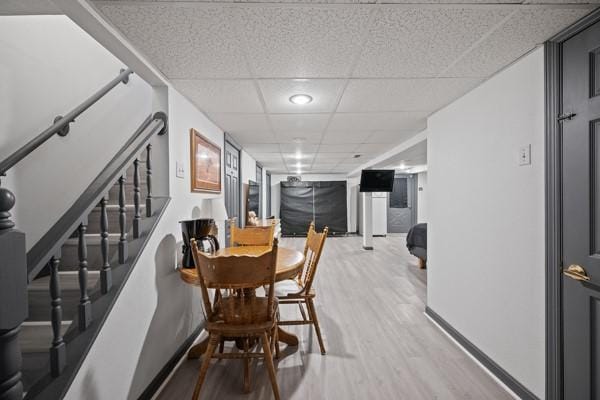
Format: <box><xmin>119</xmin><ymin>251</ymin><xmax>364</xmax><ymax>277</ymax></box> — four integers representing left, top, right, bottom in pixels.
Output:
<box><xmin>93</xmin><ymin>0</ymin><xmax>597</xmax><ymax>174</ymax></box>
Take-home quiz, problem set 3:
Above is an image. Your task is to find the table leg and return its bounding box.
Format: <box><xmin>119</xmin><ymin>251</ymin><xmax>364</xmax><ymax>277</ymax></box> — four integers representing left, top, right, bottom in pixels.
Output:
<box><xmin>277</xmin><ymin>326</ymin><xmax>298</xmax><ymax>346</ymax></box>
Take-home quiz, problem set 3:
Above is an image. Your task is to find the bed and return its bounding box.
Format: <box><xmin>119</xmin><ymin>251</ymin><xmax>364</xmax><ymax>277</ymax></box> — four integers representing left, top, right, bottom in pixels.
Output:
<box><xmin>406</xmin><ymin>223</ymin><xmax>427</xmax><ymax>269</ymax></box>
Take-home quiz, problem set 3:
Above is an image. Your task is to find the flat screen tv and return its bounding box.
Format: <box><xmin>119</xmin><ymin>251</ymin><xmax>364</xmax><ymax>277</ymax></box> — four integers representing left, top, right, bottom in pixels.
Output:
<box><xmin>359</xmin><ymin>169</ymin><xmax>395</xmax><ymax>192</ymax></box>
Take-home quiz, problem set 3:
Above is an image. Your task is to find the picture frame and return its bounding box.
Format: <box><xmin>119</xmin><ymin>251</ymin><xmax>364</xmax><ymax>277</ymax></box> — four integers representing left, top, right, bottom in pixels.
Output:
<box><xmin>190</xmin><ymin>128</ymin><xmax>221</xmax><ymax>193</ymax></box>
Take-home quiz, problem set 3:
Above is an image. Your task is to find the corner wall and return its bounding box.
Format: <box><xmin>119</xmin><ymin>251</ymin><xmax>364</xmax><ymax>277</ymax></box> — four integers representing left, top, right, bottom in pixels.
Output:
<box><xmin>427</xmin><ymin>47</ymin><xmax>545</xmax><ymax>398</ymax></box>
<box><xmin>417</xmin><ymin>172</ymin><xmax>428</xmax><ymax>223</ymax></box>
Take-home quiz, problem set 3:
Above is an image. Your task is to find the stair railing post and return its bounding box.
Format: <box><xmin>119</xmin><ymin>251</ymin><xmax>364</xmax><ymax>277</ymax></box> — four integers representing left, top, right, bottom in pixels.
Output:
<box><xmin>0</xmin><ymin>185</ymin><xmax>27</xmax><ymax>400</ymax></box>
<box><xmin>118</xmin><ymin>175</ymin><xmax>128</xmax><ymax>263</ymax></box>
<box><xmin>49</xmin><ymin>253</ymin><xmax>66</xmax><ymax>376</ymax></box>
<box><xmin>133</xmin><ymin>158</ymin><xmax>141</xmax><ymax>239</ymax></box>
<box><xmin>100</xmin><ymin>196</ymin><xmax>112</xmax><ymax>293</ymax></box>
<box><xmin>77</xmin><ymin>219</ymin><xmax>92</xmax><ymax>330</ymax></box>
<box><xmin>145</xmin><ymin>143</ymin><xmax>153</xmax><ymax>217</ymax></box>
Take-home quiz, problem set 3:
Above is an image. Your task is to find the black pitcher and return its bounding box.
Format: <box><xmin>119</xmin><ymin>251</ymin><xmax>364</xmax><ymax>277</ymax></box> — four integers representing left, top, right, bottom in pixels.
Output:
<box><xmin>180</xmin><ymin>218</ymin><xmax>219</xmax><ymax>268</ymax></box>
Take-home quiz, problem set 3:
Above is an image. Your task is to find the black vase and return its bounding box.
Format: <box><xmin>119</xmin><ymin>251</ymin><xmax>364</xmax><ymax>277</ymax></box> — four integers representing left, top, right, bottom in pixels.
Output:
<box><xmin>180</xmin><ymin>218</ymin><xmax>220</xmax><ymax>268</ymax></box>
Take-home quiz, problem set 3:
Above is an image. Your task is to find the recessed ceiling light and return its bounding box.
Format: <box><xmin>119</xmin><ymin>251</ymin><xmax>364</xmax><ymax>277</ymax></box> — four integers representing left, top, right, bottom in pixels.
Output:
<box><xmin>289</xmin><ymin>94</ymin><xmax>313</xmax><ymax>105</ymax></box>
<box><xmin>293</xmin><ymin>137</ymin><xmax>306</xmax><ymax>144</ymax></box>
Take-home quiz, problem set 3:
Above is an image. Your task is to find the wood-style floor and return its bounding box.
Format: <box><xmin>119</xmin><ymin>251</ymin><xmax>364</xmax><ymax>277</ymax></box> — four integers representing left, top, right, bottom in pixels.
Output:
<box><xmin>157</xmin><ymin>235</ymin><xmax>512</xmax><ymax>400</ymax></box>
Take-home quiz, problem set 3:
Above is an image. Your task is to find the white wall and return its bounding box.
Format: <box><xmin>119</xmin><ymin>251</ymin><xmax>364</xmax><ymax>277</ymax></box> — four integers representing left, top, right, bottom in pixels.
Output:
<box><xmin>0</xmin><ymin>15</ymin><xmax>152</xmax><ymax>248</ymax></box>
<box><xmin>417</xmin><ymin>171</ymin><xmax>428</xmax><ymax>223</ymax></box>
<box><xmin>427</xmin><ymin>47</ymin><xmax>545</xmax><ymax>398</ymax></box>
<box><xmin>64</xmin><ymin>88</ymin><xmax>226</xmax><ymax>400</ymax></box>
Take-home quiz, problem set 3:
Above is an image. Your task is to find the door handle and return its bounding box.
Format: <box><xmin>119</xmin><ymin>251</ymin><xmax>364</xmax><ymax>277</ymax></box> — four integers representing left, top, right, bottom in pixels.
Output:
<box><xmin>563</xmin><ymin>264</ymin><xmax>590</xmax><ymax>281</ymax></box>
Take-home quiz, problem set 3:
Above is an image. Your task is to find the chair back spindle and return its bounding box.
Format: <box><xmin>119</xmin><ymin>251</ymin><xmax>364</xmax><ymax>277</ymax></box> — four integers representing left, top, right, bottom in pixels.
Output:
<box><xmin>229</xmin><ymin>219</ymin><xmax>275</xmax><ymax>247</ymax></box>
<box><xmin>190</xmin><ymin>238</ymin><xmax>279</xmax><ymax>320</ymax></box>
<box><xmin>300</xmin><ymin>222</ymin><xmax>328</xmax><ymax>294</ymax></box>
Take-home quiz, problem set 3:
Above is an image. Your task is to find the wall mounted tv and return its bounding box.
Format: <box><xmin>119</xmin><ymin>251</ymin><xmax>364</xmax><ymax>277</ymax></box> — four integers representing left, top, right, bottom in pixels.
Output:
<box><xmin>359</xmin><ymin>169</ymin><xmax>395</xmax><ymax>192</ymax></box>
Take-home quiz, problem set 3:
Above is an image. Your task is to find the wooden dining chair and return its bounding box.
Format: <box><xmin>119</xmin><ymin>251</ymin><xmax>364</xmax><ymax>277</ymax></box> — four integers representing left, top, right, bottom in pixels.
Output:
<box><xmin>229</xmin><ymin>219</ymin><xmax>275</xmax><ymax>247</ymax></box>
<box><xmin>275</xmin><ymin>222</ymin><xmax>328</xmax><ymax>355</ymax></box>
<box><xmin>190</xmin><ymin>238</ymin><xmax>281</xmax><ymax>400</ymax></box>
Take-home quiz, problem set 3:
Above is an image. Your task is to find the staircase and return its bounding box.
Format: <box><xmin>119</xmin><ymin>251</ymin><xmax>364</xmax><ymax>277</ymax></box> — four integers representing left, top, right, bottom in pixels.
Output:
<box><xmin>0</xmin><ymin>69</ymin><xmax>170</xmax><ymax>400</ymax></box>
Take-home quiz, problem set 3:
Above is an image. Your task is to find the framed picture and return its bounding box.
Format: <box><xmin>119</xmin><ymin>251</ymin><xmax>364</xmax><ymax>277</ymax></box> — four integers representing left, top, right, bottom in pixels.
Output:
<box><xmin>190</xmin><ymin>128</ymin><xmax>221</xmax><ymax>193</ymax></box>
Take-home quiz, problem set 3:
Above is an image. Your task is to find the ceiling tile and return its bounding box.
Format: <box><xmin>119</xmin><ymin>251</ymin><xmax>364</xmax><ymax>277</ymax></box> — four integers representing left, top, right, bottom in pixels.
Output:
<box><xmin>380</xmin><ymin>0</ymin><xmax>520</xmax><ymax>2</ymax></box>
<box><xmin>352</xmin><ymin>7</ymin><xmax>511</xmax><ymax>78</ymax></box>
<box><xmin>318</xmin><ymin>143</ymin><xmax>360</xmax><ymax>153</ymax></box>
<box><xmin>354</xmin><ymin>143</ymin><xmax>390</xmax><ymax>154</ymax></box>
<box><xmin>228</xmin><ymin>131</ymin><xmax>277</xmax><ymax>145</ymax></box>
<box><xmin>270</xmin><ymin>114</ymin><xmax>330</xmax><ymax>133</ymax></box>
<box><xmin>279</xmin><ymin>143</ymin><xmax>320</xmax><ymax>153</ymax></box>
<box><xmin>208</xmin><ymin>113</ymin><xmax>271</xmax><ymax>134</ymax></box>
<box><xmin>249</xmin><ymin>153</ymin><xmax>284</xmax><ymax>161</ymax></box>
<box><xmin>365</xmin><ymin>130</ymin><xmax>419</xmax><ymax>144</ymax></box>
<box><xmin>239</xmin><ymin>6</ymin><xmax>372</xmax><ymax>77</ymax></box>
<box><xmin>259</xmin><ymin>79</ymin><xmax>346</xmax><ymax>113</ymax></box>
<box><xmin>321</xmin><ymin>130</ymin><xmax>372</xmax><ymax>144</ymax></box>
<box><xmin>338</xmin><ymin>78</ymin><xmax>483</xmax><ymax>112</ymax></box>
<box><xmin>275</xmin><ymin>132</ymin><xmax>322</xmax><ymax>144</ymax></box>
<box><xmin>281</xmin><ymin>152</ymin><xmax>316</xmax><ymax>161</ymax></box>
<box><xmin>310</xmin><ymin>166</ymin><xmax>337</xmax><ymax>173</ymax></box>
<box><xmin>172</xmin><ymin>79</ymin><xmax>263</xmax><ymax>113</ymax></box>
<box><xmin>445</xmin><ymin>7</ymin><xmax>595</xmax><ymax>77</ymax></box>
<box><xmin>96</xmin><ymin>3</ymin><xmax>252</xmax><ymax>78</ymax></box>
<box><xmin>242</xmin><ymin>144</ymin><xmax>281</xmax><ymax>153</ymax></box>
<box><xmin>328</xmin><ymin>112</ymin><xmax>428</xmax><ymax>131</ymax></box>
<box><xmin>315</xmin><ymin>152</ymin><xmax>354</xmax><ymax>161</ymax></box>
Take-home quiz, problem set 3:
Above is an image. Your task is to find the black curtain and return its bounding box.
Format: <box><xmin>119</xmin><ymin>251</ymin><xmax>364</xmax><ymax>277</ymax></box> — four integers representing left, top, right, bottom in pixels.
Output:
<box><xmin>280</xmin><ymin>182</ymin><xmax>314</xmax><ymax>235</ymax></box>
<box><xmin>313</xmin><ymin>181</ymin><xmax>347</xmax><ymax>233</ymax></box>
<box><xmin>280</xmin><ymin>181</ymin><xmax>347</xmax><ymax>235</ymax></box>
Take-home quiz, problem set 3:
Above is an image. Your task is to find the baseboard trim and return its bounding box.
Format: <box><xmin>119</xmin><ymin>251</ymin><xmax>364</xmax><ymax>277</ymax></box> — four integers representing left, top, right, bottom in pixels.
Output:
<box><xmin>425</xmin><ymin>307</ymin><xmax>539</xmax><ymax>400</ymax></box>
<box><xmin>138</xmin><ymin>324</ymin><xmax>204</xmax><ymax>400</ymax></box>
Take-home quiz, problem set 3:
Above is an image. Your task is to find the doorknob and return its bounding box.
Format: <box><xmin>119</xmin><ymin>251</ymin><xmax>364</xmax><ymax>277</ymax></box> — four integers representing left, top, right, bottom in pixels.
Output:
<box><xmin>563</xmin><ymin>264</ymin><xmax>590</xmax><ymax>281</ymax></box>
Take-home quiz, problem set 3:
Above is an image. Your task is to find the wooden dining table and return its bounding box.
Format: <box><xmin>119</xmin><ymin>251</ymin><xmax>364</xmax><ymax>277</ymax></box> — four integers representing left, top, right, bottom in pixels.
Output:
<box><xmin>179</xmin><ymin>245</ymin><xmax>305</xmax><ymax>359</ymax></box>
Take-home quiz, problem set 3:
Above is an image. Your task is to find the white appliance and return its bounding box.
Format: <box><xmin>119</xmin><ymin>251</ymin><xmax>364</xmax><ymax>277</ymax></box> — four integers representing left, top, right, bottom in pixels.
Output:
<box><xmin>371</xmin><ymin>192</ymin><xmax>387</xmax><ymax>236</ymax></box>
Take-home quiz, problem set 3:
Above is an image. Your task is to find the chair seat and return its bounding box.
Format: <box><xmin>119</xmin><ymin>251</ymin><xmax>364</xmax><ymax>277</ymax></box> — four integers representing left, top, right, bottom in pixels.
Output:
<box><xmin>274</xmin><ymin>280</ymin><xmax>315</xmax><ymax>298</ymax></box>
<box><xmin>209</xmin><ymin>296</ymin><xmax>278</xmax><ymax>330</ymax></box>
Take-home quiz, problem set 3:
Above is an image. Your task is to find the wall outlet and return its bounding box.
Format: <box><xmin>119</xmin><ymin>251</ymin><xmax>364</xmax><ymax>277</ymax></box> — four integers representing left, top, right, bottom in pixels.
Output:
<box><xmin>519</xmin><ymin>144</ymin><xmax>531</xmax><ymax>166</ymax></box>
<box><xmin>176</xmin><ymin>161</ymin><xmax>185</xmax><ymax>178</ymax></box>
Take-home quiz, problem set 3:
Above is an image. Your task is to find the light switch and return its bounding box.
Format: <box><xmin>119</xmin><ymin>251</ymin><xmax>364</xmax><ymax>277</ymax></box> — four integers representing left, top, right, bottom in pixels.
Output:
<box><xmin>176</xmin><ymin>161</ymin><xmax>185</xmax><ymax>178</ymax></box>
<box><xmin>519</xmin><ymin>145</ymin><xmax>531</xmax><ymax>166</ymax></box>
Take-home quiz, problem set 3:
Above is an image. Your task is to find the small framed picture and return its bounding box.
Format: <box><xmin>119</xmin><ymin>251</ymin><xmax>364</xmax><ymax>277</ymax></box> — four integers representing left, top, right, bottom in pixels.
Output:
<box><xmin>190</xmin><ymin>128</ymin><xmax>221</xmax><ymax>193</ymax></box>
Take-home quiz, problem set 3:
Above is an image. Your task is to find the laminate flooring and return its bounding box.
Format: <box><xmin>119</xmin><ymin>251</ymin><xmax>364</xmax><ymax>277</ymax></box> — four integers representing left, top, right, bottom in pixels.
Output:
<box><xmin>156</xmin><ymin>235</ymin><xmax>513</xmax><ymax>400</ymax></box>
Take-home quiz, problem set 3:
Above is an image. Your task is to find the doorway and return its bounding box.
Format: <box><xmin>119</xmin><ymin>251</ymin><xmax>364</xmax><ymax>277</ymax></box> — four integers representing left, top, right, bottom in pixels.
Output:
<box><xmin>387</xmin><ymin>174</ymin><xmax>417</xmax><ymax>233</ymax></box>
<box><xmin>224</xmin><ymin>140</ymin><xmax>241</xmax><ymax>244</ymax></box>
<box><xmin>546</xmin><ymin>11</ymin><xmax>600</xmax><ymax>400</ymax></box>
<box><xmin>256</xmin><ymin>164</ymin><xmax>263</xmax><ymax>218</ymax></box>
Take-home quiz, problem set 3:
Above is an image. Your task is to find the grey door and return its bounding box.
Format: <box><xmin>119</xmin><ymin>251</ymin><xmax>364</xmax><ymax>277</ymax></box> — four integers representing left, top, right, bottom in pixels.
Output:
<box><xmin>562</xmin><ymin>20</ymin><xmax>600</xmax><ymax>400</ymax></box>
<box><xmin>387</xmin><ymin>175</ymin><xmax>417</xmax><ymax>233</ymax></box>
<box><xmin>256</xmin><ymin>165</ymin><xmax>263</xmax><ymax>218</ymax></box>
<box><xmin>266</xmin><ymin>172</ymin><xmax>271</xmax><ymax>217</ymax></box>
<box><xmin>224</xmin><ymin>141</ymin><xmax>240</xmax><ymax>245</ymax></box>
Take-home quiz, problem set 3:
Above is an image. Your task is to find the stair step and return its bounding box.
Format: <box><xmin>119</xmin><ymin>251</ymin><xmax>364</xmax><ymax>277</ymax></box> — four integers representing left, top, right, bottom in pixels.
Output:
<box><xmin>29</xmin><ymin>271</ymin><xmax>100</xmax><ymax>291</ymax></box>
<box><xmin>27</xmin><ymin>272</ymin><xmax>100</xmax><ymax>321</ymax></box>
<box><xmin>20</xmin><ymin>321</ymin><xmax>72</xmax><ymax>353</ymax></box>
<box><xmin>60</xmin><ymin>234</ymin><xmax>122</xmax><ymax>270</ymax></box>
<box><xmin>86</xmin><ymin>204</ymin><xmax>145</xmax><ymax>234</ymax></box>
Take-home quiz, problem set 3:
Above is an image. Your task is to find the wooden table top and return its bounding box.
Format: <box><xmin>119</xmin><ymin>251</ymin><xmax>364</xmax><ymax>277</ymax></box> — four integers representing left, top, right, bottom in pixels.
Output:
<box><xmin>179</xmin><ymin>246</ymin><xmax>305</xmax><ymax>286</ymax></box>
